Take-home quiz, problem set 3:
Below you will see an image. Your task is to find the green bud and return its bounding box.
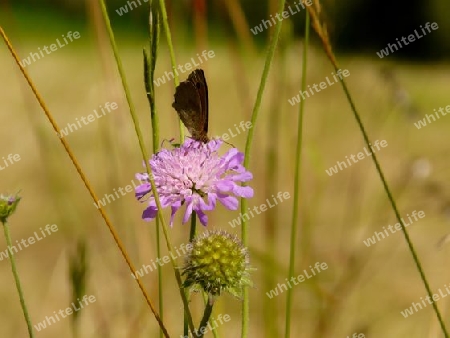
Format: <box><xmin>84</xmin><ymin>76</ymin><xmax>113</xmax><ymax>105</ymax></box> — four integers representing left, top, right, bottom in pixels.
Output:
<box><xmin>0</xmin><ymin>193</ymin><xmax>21</xmax><ymax>223</ymax></box>
<box><xmin>182</xmin><ymin>229</ymin><xmax>253</xmax><ymax>298</ymax></box>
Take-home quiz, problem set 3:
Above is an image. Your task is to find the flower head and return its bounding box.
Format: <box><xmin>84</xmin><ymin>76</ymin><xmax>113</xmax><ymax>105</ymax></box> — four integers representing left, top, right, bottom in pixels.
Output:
<box><xmin>0</xmin><ymin>192</ymin><xmax>21</xmax><ymax>223</ymax></box>
<box><xmin>182</xmin><ymin>229</ymin><xmax>253</xmax><ymax>298</ymax></box>
<box><xmin>135</xmin><ymin>138</ymin><xmax>253</xmax><ymax>226</ymax></box>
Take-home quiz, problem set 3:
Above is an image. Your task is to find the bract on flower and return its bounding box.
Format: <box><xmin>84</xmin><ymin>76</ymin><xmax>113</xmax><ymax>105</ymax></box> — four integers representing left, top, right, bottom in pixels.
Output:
<box><xmin>135</xmin><ymin>138</ymin><xmax>253</xmax><ymax>226</ymax></box>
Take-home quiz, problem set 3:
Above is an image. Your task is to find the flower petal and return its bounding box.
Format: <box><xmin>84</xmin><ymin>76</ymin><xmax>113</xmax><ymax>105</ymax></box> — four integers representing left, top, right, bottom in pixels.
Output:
<box><xmin>142</xmin><ymin>203</ymin><xmax>158</xmax><ymax>221</ymax></box>
<box><xmin>233</xmin><ymin>185</ymin><xmax>254</xmax><ymax>198</ymax></box>
<box><xmin>195</xmin><ymin>208</ymin><xmax>208</xmax><ymax>226</ymax></box>
<box><xmin>207</xmin><ymin>193</ymin><xmax>217</xmax><ymax>209</ymax></box>
<box><xmin>215</xmin><ymin>181</ymin><xmax>234</xmax><ymax>193</ymax></box>
<box><xmin>217</xmin><ymin>194</ymin><xmax>238</xmax><ymax>210</ymax></box>
<box><xmin>183</xmin><ymin>199</ymin><xmax>194</xmax><ymax>224</ymax></box>
<box><xmin>135</xmin><ymin>173</ymin><xmax>148</xmax><ymax>181</ymax></box>
<box><xmin>198</xmin><ymin>196</ymin><xmax>214</xmax><ymax>211</ymax></box>
<box><xmin>170</xmin><ymin>201</ymin><xmax>182</xmax><ymax>226</ymax></box>
<box><xmin>229</xmin><ymin>172</ymin><xmax>253</xmax><ymax>182</ymax></box>
<box><xmin>135</xmin><ymin>183</ymin><xmax>151</xmax><ymax>200</ymax></box>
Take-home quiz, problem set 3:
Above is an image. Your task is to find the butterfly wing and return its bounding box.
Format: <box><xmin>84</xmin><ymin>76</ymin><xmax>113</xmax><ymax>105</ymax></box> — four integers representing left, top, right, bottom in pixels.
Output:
<box><xmin>172</xmin><ymin>69</ymin><xmax>209</xmax><ymax>142</ymax></box>
<box><xmin>188</xmin><ymin>69</ymin><xmax>208</xmax><ymax>136</ymax></box>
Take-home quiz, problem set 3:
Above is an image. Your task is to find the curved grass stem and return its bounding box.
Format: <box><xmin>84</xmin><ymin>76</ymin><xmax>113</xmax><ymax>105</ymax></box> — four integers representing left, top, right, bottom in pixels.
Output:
<box><xmin>305</xmin><ymin>5</ymin><xmax>449</xmax><ymax>337</ymax></box>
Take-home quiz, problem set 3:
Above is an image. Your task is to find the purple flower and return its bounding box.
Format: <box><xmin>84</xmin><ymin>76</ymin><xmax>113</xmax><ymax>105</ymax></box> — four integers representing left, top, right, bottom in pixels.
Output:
<box><xmin>135</xmin><ymin>138</ymin><xmax>253</xmax><ymax>226</ymax></box>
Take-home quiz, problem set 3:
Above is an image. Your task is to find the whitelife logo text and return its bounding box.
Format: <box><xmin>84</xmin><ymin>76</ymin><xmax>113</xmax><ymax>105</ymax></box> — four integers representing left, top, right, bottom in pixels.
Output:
<box><xmin>413</xmin><ymin>104</ymin><xmax>450</xmax><ymax>129</ymax></box>
<box><xmin>57</xmin><ymin>102</ymin><xmax>118</xmax><ymax>138</ymax></box>
<box><xmin>228</xmin><ymin>191</ymin><xmax>290</xmax><ymax>228</ymax></box>
<box><xmin>266</xmin><ymin>262</ymin><xmax>328</xmax><ymax>299</ymax></box>
<box><xmin>288</xmin><ymin>69</ymin><xmax>350</xmax><ymax>106</ymax></box>
<box><xmin>132</xmin><ymin>243</ymin><xmax>193</xmax><ymax>279</ymax></box>
<box><xmin>363</xmin><ymin>210</ymin><xmax>425</xmax><ymax>247</ymax></box>
<box><xmin>0</xmin><ymin>224</ymin><xmax>59</xmax><ymax>261</ymax></box>
<box><xmin>153</xmin><ymin>50</ymin><xmax>215</xmax><ymax>87</ymax></box>
<box><xmin>0</xmin><ymin>153</ymin><xmax>21</xmax><ymax>171</ymax></box>
<box><xmin>250</xmin><ymin>0</ymin><xmax>312</xmax><ymax>35</ymax></box>
<box><xmin>34</xmin><ymin>295</ymin><xmax>96</xmax><ymax>332</ymax></box>
<box><xmin>19</xmin><ymin>31</ymin><xmax>80</xmax><ymax>68</ymax></box>
<box><xmin>376</xmin><ymin>22</ymin><xmax>438</xmax><ymax>58</ymax></box>
<box><xmin>325</xmin><ymin>140</ymin><xmax>388</xmax><ymax>176</ymax></box>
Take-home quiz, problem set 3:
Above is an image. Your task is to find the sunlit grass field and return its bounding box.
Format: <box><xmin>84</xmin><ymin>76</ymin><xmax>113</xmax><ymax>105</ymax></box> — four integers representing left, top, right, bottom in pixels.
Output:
<box><xmin>1</xmin><ymin>8</ymin><xmax>450</xmax><ymax>337</ymax></box>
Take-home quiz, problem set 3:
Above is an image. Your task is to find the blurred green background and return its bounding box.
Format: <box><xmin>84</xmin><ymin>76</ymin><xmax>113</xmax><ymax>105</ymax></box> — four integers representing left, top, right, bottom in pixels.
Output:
<box><xmin>1</xmin><ymin>0</ymin><xmax>450</xmax><ymax>337</ymax></box>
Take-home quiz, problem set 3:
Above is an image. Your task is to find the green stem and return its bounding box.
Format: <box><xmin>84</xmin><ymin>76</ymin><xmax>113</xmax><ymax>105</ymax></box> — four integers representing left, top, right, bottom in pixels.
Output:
<box><xmin>2</xmin><ymin>221</ymin><xmax>35</xmax><ymax>338</ymax></box>
<box><xmin>197</xmin><ymin>295</ymin><xmax>215</xmax><ymax>338</ymax></box>
<box><xmin>184</xmin><ymin>213</ymin><xmax>197</xmax><ymax>337</ymax></box>
<box><xmin>189</xmin><ymin>212</ymin><xmax>197</xmax><ymax>241</ymax></box>
<box><xmin>202</xmin><ymin>292</ymin><xmax>219</xmax><ymax>338</ymax></box>
<box><xmin>240</xmin><ymin>0</ymin><xmax>286</xmax><ymax>336</ymax></box>
<box><xmin>285</xmin><ymin>11</ymin><xmax>309</xmax><ymax>338</ymax></box>
<box><xmin>155</xmin><ymin>216</ymin><xmax>163</xmax><ymax>338</ymax></box>
<box><xmin>157</xmin><ymin>0</ymin><xmax>184</xmax><ymax>142</ymax></box>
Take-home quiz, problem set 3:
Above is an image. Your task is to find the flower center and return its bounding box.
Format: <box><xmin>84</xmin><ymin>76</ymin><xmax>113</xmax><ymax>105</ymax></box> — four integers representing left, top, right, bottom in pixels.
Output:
<box><xmin>191</xmin><ymin>181</ymin><xmax>206</xmax><ymax>197</ymax></box>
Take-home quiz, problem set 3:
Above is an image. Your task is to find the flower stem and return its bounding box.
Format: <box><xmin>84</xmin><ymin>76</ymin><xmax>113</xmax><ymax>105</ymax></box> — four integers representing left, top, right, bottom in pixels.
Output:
<box><xmin>189</xmin><ymin>212</ymin><xmax>197</xmax><ymax>241</ymax></box>
<box><xmin>285</xmin><ymin>10</ymin><xmax>310</xmax><ymax>338</ymax></box>
<box><xmin>2</xmin><ymin>221</ymin><xmax>35</xmax><ymax>338</ymax></box>
<box><xmin>197</xmin><ymin>295</ymin><xmax>215</xmax><ymax>338</ymax></box>
<box><xmin>184</xmin><ymin>213</ymin><xmax>197</xmax><ymax>337</ymax></box>
<box><xmin>240</xmin><ymin>0</ymin><xmax>286</xmax><ymax>336</ymax></box>
<box><xmin>202</xmin><ymin>292</ymin><xmax>219</xmax><ymax>338</ymax></box>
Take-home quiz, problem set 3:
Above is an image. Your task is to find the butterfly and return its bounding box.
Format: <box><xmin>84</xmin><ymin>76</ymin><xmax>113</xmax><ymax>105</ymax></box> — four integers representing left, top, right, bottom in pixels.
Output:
<box><xmin>172</xmin><ymin>69</ymin><xmax>209</xmax><ymax>143</ymax></box>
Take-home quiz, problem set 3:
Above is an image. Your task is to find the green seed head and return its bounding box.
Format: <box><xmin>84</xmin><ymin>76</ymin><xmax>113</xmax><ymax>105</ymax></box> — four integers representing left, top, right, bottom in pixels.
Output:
<box><xmin>182</xmin><ymin>229</ymin><xmax>253</xmax><ymax>298</ymax></box>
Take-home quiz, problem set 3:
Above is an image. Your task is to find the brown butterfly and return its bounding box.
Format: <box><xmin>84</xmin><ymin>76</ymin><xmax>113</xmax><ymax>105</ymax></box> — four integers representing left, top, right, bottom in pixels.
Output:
<box><xmin>172</xmin><ymin>69</ymin><xmax>209</xmax><ymax>143</ymax></box>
